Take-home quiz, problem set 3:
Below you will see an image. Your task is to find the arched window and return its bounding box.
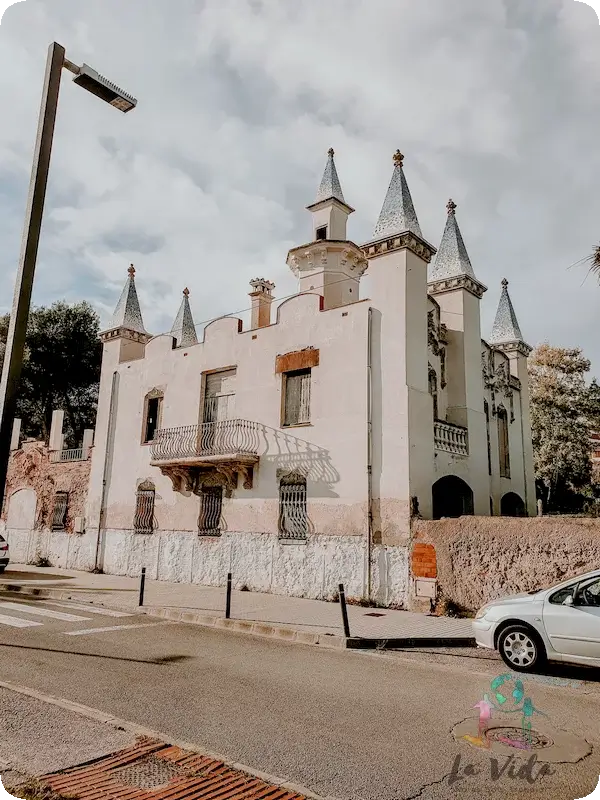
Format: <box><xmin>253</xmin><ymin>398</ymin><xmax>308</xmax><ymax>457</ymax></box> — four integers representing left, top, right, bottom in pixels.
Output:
<box><xmin>279</xmin><ymin>473</ymin><xmax>307</xmax><ymax>540</ymax></box>
<box><xmin>484</xmin><ymin>399</ymin><xmax>492</xmax><ymax>476</ymax></box>
<box><xmin>134</xmin><ymin>480</ymin><xmax>155</xmax><ymax>533</ymax></box>
<box><xmin>428</xmin><ymin>365</ymin><xmax>439</xmax><ymax>420</ymax></box>
<box><xmin>497</xmin><ymin>406</ymin><xmax>510</xmax><ymax>478</ymax></box>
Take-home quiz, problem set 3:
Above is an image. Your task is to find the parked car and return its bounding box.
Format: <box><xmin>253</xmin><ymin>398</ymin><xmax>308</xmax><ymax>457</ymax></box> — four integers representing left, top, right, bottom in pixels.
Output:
<box><xmin>0</xmin><ymin>534</ymin><xmax>9</xmax><ymax>573</ymax></box>
<box><xmin>473</xmin><ymin>569</ymin><xmax>600</xmax><ymax>672</ymax></box>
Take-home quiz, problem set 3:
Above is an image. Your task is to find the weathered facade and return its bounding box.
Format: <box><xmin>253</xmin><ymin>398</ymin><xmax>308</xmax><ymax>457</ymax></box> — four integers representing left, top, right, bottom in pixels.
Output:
<box><xmin>0</xmin><ymin>416</ymin><xmax>93</xmax><ymax>568</ymax></box>
<box><xmin>30</xmin><ymin>149</ymin><xmax>535</xmax><ymax>607</ymax></box>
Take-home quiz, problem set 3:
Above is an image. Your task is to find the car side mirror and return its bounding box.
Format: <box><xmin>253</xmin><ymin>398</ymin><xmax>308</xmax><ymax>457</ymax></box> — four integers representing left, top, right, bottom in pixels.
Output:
<box><xmin>563</xmin><ymin>595</ymin><xmax>574</xmax><ymax>607</ymax></box>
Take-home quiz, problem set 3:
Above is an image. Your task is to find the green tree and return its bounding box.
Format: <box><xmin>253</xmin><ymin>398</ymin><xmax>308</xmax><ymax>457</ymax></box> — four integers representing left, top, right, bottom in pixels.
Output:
<box><xmin>0</xmin><ymin>302</ymin><xmax>102</xmax><ymax>447</ymax></box>
<box><xmin>529</xmin><ymin>344</ymin><xmax>596</xmax><ymax>512</ymax></box>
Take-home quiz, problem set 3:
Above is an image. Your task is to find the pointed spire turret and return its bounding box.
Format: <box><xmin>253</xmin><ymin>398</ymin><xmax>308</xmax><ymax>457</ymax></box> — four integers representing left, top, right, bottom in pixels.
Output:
<box><xmin>373</xmin><ymin>150</ymin><xmax>422</xmax><ymax>239</ymax></box>
<box><xmin>108</xmin><ymin>264</ymin><xmax>146</xmax><ymax>333</ymax></box>
<box><xmin>314</xmin><ymin>147</ymin><xmax>346</xmax><ymax>205</ymax></box>
<box><xmin>490</xmin><ymin>279</ymin><xmax>527</xmax><ymax>346</ymax></box>
<box><xmin>171</xmin><ymin>287</ymin><xmax>198</xmax><ymax>348</ymax></box>
<box><xmin>429</xmin><ymin>199</ymin><xmax>476</xmax><ymax>281</ymax></box>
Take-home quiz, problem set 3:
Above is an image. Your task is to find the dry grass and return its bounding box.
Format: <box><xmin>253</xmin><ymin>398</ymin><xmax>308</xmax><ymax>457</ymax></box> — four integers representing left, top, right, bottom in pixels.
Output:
<box><xmin>4</xmin><ymin>778</ymin><xmax>77</xmax><ymax>800</ymax></box>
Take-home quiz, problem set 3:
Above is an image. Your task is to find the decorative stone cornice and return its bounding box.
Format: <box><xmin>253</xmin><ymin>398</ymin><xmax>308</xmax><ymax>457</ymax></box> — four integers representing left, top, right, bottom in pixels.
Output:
<box><xmin>287</xmin><ymin>240</ymin><xmax>368</xmax><ymax>279</ymax></box>
<box><xmin>99</xmin><ymin>327</ymin><xmax>152</xmax><ymax>345</ymax></box>
<box><xmin>492</xmin><ymin>340</ymin><xmax>533</xmax><ymax>358</ymax></box>
<box><xmin>428</xmin><ymin>273</ymin><xmax>487</xmax><ymax>300</ymax></box>
<box><xmin>361</xmin><ymin>231</ymin><xmax>437</xmax><ymax>264</ymax></box>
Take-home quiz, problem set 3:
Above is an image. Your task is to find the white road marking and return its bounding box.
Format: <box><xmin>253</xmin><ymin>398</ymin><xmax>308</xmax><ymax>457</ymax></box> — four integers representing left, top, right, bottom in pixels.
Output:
<box><xmin>0</xmin><ymin>613</ymin><xmax>43</xmax><ymax>628</ymax></box>
<box><xmin>0</xmin><ymin>601</ymin><xmax>91</xmax><ymax>622</ymax></box>
<box><xmin>41</xmin><ymin>601</ymin><xmax>134</xmax><ymax>618</ymax></box>
<box><xmin>63</xmin><ymin>622</ymin><xmax>169</xmax><ymax>637</ymax></box>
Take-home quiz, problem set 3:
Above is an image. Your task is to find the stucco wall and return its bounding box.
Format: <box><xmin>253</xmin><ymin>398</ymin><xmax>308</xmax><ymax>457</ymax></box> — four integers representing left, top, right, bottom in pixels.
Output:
<box><xmin>412</xmin><ymin>516</ymin><xmax>600</xmax><ymax>611</ymax></box>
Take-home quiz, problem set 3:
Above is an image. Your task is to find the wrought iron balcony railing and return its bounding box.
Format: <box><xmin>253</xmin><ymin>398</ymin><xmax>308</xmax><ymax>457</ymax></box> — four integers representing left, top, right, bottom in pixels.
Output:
<box><xmin>434</xmin><ymin>420</ymin><xmax>469</xmax><ymax>457</ymax></box>
<box><xmin>151</xmin><ymin>419</ymin><xmax>261</xmax><ymax>462</ymax></box>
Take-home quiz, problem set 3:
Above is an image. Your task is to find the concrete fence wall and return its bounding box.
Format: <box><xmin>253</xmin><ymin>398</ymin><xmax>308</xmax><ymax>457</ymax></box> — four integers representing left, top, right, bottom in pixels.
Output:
<box><xmin>411</xmin><ymin>516</ymin><xmax>600</xmax><ymax>612</ymax></box>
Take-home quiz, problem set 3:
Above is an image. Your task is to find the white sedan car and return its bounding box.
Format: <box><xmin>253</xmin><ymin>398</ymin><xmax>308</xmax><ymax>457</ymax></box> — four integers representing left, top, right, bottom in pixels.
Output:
<box><xmin>473</xmin><ymin>569</ymin><xmax>600</xmax><ymax>672</ymax></box>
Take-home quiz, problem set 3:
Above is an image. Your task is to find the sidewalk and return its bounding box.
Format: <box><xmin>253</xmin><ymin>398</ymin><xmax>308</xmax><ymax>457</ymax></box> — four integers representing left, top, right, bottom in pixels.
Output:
<box><xmin>0</xmin><ymin>681</ymin><xmax>322</xmax><ymax>800</ymax></box>
<box><xmin>0</xmin><ymin>564</ymin><xmax>475</xmax><ymax>648</ymax></box>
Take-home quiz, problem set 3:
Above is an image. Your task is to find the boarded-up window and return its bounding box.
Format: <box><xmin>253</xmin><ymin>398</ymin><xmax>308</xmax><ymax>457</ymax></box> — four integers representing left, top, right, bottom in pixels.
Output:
<box><xmin>203</xmin><ymin>370</ymin><xmax>236</xmax><ymax>423</ymax></box>
<box><xmin>498</xmin><ymin>408</ymin><xmax>510</xmax><ymax>479</ymax></box>
<box><xmin>279</xmin><ymin>475</ymin><xmax>307</xmax><ymax>540</ymax></box>
<box><xmin>51</xmin><ymin>492</ymin><xmax>68</xmax><ymax>531</ymax></box>
<box><xmin>134</xmin><ymin>485</ymin><xmax>155</xmax><ymax>533</ymax></box>
<box><xmin>283</xmin><ymin>369</ymin><xmax>311</xmax><ymax>427</ymax></box>
<box><xmin>198</xmin><ymin>486</ymin><xmax>223</xmax><ymax>536</ymax></box>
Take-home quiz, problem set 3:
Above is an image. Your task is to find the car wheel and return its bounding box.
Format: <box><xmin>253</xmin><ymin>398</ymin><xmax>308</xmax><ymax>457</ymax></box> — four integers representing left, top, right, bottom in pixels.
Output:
<box><xmin>498</xmin><ymin>625</ymin><xmax>546</xmax><ymax>672</ymax></box>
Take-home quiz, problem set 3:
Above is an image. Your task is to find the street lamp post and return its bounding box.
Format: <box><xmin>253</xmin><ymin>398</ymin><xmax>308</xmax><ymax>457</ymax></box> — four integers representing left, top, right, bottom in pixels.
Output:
<box><xmin>0</xmin><ymin>42</ymin><xmax>137</xmax><ymax>514</ymax></box>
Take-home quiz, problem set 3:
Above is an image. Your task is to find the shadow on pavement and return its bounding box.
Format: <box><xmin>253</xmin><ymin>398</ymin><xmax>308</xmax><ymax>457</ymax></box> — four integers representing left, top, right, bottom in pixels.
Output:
<box><xmin>0</xmin><ymin>642</ymin><xmax>193</xmax><ymax>666</ymax></box>
<box><xmin>0</xmin><ymin>571</ymin><xmax>74</xmax><ymax>582</ymax></box>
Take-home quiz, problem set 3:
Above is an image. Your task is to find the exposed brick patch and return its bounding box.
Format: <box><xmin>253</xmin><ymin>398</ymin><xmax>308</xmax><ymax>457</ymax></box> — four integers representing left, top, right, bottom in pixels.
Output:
<box><xmin>412</xmin><ymin>543</ymin><xmax>437</xmax><ymax>579</ymax></box>
<box><xmin>275</xmin><ymin>348</ymin><xmax>320</xmax><ymax>374</ymax></box>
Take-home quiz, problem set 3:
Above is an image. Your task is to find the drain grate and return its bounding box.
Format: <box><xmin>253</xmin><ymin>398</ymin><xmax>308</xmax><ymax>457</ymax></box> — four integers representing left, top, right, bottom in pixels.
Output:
<box><xmin>364</xmin><ymin>612</ymin><xmax>386</xmax><ymax>617</ymax></box>
<box><xmin>486</xmin><ymin>727</ymin><xmax>553</xmax><ymax>750</ymax></box>
<box><xmin>111</xmin><ymin>755</ymin><xmax>186</xmax><ymax>789</ymax></box>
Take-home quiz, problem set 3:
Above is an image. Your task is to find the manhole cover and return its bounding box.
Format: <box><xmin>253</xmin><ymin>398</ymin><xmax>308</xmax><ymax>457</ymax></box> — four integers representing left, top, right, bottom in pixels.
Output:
<box><xmin>486</xmin><ymin>727</ymin><xmax>553</xmax><ymax>750</ymax></box>
<box><xmin>364</xmin><ymin>612</ymin><xmax>386</xmax><ymax>617</ymax></box>
<box><xmin>111</xmin><ymin>755</ymin><xmax>186</xmax><ymax>789</ymax></box>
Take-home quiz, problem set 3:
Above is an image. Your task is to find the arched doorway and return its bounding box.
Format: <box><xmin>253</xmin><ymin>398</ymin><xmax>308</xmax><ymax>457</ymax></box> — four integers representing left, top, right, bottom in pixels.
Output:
<box><xmin>432</xmin><ymin>476</ymin><xmax>474</xmax><ymax>520</ymax></box>
<box><xmin>501</xmin><ymin>492</ymin><xmax>526</xmax><ymax>517</ymax></box>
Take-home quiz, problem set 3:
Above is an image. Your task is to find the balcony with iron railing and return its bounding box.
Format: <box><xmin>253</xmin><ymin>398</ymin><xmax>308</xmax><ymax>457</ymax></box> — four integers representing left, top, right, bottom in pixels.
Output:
<box><xmin>150</xmin><ymin>419</ymin><xmax>261</xmax><ymax>493</ymax></box>
<box><xmin>434</xmin><ymin>420</ymin><xmax>469</xmax><ymax>457</ymax></box>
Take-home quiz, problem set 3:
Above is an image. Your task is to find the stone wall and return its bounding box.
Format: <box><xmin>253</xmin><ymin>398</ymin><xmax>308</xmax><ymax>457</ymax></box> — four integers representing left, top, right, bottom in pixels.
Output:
<box><xmin>1</xmin><ymin>442</ymin><xmax>91</xmax><ymax>566</ymax></box>
<box><xmin>412</xmin><ymin>516</ymin><xmax>600</xmax><ymax>612</ymax></box>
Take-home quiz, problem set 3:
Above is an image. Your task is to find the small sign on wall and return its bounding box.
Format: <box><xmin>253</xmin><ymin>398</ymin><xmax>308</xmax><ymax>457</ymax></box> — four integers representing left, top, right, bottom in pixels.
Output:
<box><xmin>415</xmin><ymin>577</ymin><xmax>437</xmax><ymax>599</ymax></box>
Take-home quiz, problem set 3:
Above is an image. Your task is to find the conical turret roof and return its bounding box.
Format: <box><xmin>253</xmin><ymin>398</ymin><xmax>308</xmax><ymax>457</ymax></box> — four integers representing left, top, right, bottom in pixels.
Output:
<box><xmin>314</xmin><ymin>147</ymin><xmax>346</xmax><ymax>205</ymax></box>
<box><xmin>490</xmin><ymin>279</ymin><xmax>525</xmax><ymax>344</ymax></box>
<box><xmin>108</xmin><ymin>265</ymin><xmax>146</xmax><ymax>333</ymax></box>
<box><xmin>430</xmin><ymin>200</ymin><xmax>476</xmax><ymax>281</ymax></box>
<box><xmin>373</xmin><ymin>150</ymin><xmax>422</xmax><ymax>239</ymax></box>
<box><xmin>171</xmin><ymin>288</ymin><xmax>198</xmax><ymax>348</ymax></box>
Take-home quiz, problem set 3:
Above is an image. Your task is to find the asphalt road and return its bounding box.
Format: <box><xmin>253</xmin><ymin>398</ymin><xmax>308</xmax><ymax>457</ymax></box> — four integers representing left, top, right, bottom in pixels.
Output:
<box><xmin>0</xmin><ymin>594</ymin><xmax>599</xmax><ymax>800</ymax></box>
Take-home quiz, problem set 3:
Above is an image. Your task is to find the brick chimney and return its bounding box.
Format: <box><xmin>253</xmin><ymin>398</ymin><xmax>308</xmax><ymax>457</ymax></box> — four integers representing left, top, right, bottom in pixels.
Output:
<box><xmin>249</xmin><ymin>279</ymin><xmax>275</xmax><ymax>329</ymax></box>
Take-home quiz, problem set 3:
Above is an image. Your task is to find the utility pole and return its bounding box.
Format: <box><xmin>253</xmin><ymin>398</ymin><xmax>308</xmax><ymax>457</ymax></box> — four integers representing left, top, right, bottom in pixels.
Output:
<box><xmin>0</xmin><ymin>43</ymin><xmax>137</xmax><ymax>515</ymax></box>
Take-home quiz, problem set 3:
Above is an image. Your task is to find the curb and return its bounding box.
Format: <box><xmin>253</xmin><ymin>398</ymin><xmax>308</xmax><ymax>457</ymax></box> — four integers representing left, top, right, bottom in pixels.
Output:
<box><xmin>0</xmin><ymin>679</ymin><xmax>340</xmax><ymax>800</ymax></box>
<box><xmin>0</xmin><ymin>583</ymin><xmax>476</xmax><ymax>651</ymax></box>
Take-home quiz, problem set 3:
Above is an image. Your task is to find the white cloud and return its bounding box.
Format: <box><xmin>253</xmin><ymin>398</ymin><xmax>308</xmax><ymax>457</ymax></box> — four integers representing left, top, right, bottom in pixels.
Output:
<box><xmin>0</xmin><ymin>0</ymin><xmax>599</xmax><ymax>376</ymax></box>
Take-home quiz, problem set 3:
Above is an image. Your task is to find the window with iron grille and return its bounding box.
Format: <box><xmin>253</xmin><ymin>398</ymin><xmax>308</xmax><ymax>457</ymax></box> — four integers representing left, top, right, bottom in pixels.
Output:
<box><xmin>51</xmin><ymin>492</ymin><xmax>68</xmax><ymax>531</ymax></box>
<box><xmin>279</xmin><ymin>476</ymin><xmax>307</xmax><ymax>540</ymax></box>
<box><xmin>282</xmin><ymin>369</ymin><xmax>311</xmax><ymax>427</ymax></box>
<box><xmin>134</xmin><ymin>486</ymin><xmax>155</xmax><ymax>533</ymax></box>
<box><xmin>198</xmin><ymin>486</ymin><xmax>223</xmax><ymax>536</ymax></box>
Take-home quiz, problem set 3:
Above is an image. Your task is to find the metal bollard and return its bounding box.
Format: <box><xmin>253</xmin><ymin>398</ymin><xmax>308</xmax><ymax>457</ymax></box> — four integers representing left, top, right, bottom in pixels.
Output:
<box><xmin>139</xmin><ymin>567</ymin><xmax>146</xmax><ymax>607</ymax></box>
<box><xmin>338</xmin><ymin>582</ymin><xmax>351</xmax><ymax>638</ymax></box>
<box><xmin>225</xmin><ymin>572</ymin><xmax>232</xmax><ymax>619</ymax></box>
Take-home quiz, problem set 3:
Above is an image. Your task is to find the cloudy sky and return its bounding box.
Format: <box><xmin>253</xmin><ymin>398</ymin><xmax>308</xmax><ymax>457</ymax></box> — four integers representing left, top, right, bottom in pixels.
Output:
<box><xmin>0</xmin><ymin>0</ymin><xmax>599</xmax><ymax>374</ymax></box>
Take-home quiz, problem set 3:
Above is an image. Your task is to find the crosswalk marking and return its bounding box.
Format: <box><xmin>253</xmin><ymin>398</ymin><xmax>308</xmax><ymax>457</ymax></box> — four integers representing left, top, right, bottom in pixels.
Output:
<box><xmin>64</xmin><ymin>622</ymin><xmax>170</xmax><ymax>637</ymax></box>
<box><xmin>41</xmin><ymin>601</ymin><xmax>134</xmax><ymax>618</ymax></box>
<box><xmin>0</xmin><ymin>612</ymin><xmax>43</xmax><ymax>628</ymax></box>
<box><xmin>0</xmin><ymin>601</ymin><xmax>91</xmax><ymax>622</ymax></box>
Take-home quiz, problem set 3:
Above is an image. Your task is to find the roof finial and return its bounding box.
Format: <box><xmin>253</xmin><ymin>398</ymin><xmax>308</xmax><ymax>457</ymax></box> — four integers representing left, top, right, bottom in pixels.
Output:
<box><xmin>128</xmin><ymin>264</ymin><xmax>135</xmax><ymax>279</ymax></box>
<box><xmin>328</xmin><ymin>147</ymin><xmax>335</xmax><ymax>157</ymax></box>
<box><xmin>183</xmin><ymin>287</ymin><xmax>190</xmax><ymax>297</ymax></box>
<box><xmin>447</xmin><ymin>199</ymin><xmax>457</xmax><ymax>216</ymax></box>
<box><xmin>393</xmin><ymin>149</ymin><xmax>404</xmax><ymax>167</ymax></box>
<box><xmin>501</xmin><ymin>278</ymin><xmax>509</xmax><ymax>288</ymax></box>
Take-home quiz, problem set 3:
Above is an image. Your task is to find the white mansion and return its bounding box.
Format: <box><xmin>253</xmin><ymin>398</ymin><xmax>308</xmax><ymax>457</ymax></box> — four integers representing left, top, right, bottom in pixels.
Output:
<box><xmin>49</xmin><ymin>150</ymin><xmax>538</xmax><ymax>606</ymax></box>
